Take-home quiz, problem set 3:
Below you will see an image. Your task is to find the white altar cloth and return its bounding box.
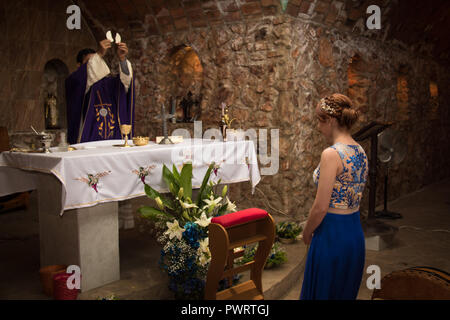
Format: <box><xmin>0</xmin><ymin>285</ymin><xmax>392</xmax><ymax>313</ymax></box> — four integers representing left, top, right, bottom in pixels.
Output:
<box><xmin>0</xmin><ymin>139</ymin><xmax>260</xmax><ymax>215</ymax></box>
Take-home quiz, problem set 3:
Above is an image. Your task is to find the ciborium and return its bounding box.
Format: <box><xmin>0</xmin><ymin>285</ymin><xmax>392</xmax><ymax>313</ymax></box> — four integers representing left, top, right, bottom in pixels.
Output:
<box><xmin>40</xmin><ymin>133</ymin><xmax>53</xmax><ymax>153</ymax></box>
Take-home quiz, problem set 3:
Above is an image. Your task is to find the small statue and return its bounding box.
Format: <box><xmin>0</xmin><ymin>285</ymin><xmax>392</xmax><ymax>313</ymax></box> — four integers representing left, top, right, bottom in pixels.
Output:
<box><xmin>45</xmin><ymin>93</ymin><xmax>59</xmax><ymax>129</ymax></box>
<box><xmin>179</xmin><ymin>91</ymin><xmax>200</xmax><ymax>122</ymax></box>
<box><xmin>220</xmin><ymin>103</ymin><xmax>235</xmax><ymax>140</ymax></box>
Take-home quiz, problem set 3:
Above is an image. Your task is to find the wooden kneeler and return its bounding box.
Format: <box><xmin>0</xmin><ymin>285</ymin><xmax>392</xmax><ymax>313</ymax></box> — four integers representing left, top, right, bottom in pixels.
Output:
<box><xmin>205</xmin><ymin>208</ymin><xmax>275</xmax><ymax>300</ymax></box>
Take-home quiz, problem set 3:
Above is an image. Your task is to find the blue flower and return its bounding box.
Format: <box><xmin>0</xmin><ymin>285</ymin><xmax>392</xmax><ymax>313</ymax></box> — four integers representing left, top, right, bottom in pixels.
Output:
<box><xmin>182</xmin><ymin>222</ymin><xmax>201</xmax><ymax>249</ymax></box>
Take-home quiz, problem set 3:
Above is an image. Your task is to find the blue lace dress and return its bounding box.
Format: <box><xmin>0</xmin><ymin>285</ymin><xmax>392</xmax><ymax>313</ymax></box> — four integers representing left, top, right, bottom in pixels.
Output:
<box><xmin>300</xmin><ymin>143</ymin><xmax>368</xmax><ymax>300</ymax></box>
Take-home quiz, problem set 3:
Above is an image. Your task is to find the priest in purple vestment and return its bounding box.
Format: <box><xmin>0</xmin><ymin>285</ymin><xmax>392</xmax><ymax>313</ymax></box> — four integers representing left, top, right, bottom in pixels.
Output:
<box><xmin>65</xmin><ymin>39</ymin><xmax>135</xmax><ymax>144</ymax></box>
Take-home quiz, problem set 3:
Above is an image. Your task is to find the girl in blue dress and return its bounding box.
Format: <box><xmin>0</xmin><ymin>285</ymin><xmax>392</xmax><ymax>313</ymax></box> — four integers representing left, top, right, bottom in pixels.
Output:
<box><xmin>300</xmin><ymin>93</ymin><xmax>368</xmax><ymax>300</ymax></box>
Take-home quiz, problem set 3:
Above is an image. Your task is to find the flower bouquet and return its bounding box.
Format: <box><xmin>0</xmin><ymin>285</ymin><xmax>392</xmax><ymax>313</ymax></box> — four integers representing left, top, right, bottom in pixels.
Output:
<box><xmin>236</xmin><ymin>242</ymin><xmax>287</xmax><ymax>269</ymax></box>
<box><xmin>139</xmin><ymin>162</ymin><xmax>237</xmax><ymax>300</ymax></box>
<box><xmin>276</xmin><ymin>221</ymin><xmax>303</xmax><ymax>244</ymax></box>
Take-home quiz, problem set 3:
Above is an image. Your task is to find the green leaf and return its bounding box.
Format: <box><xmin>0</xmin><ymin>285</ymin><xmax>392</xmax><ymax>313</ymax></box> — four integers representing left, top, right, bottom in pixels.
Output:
<box><xmin>182</xmin><ymin>210</ymin><xmax>192</xmax><ymax>222</ymax></box>
<box><xmin>196</xmin><ymin>163</ymin><xmax>214</xmax><ymax>205</ymax></box>
<box><xmin>144</xmin><ymin>184</ymin><xmax>175</xmax><ymax>210</ymax></box>
<box><xmin>180</xmin><ymin>163</ymin><xmax>193</xmax><ymax>199</ymax></box>
<box><xmin>163</xmin><ymin>165</ymin><xmax>180</xmax><ymax>195</ymax></box>
<box><xmin>198</xmin><ymin>184</ymin><xmax>213</xmax><ymax>208</ymax></box>
<box><xmin>138</xmin><ymin>206</ymin><xmax>174</xmax><ymax>221</ymax></box>
<box><xmin>144</xmin><ymin>183</ymin><xmax>160</xmax><ymax>199</ymax></box>
<box><xmin>169</xmin><ymin>182</ymin><xmax>176</xmax><ymax>195</ymax></box>
<box><xmin>172</xmin><ymin>164</ymin><xmax>181</xmax><ymax>181</ymax></box>
<box><xmin>217</xmin><ymin>204</ymin><xmax>228</xmax><ymax>216</ymax></box>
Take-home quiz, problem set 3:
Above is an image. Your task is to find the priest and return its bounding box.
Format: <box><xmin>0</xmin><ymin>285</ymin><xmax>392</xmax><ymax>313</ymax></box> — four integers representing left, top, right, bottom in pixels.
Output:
<box><xmin>65</xmin><ymin>39</ymin><xmax>135</xmax><ymax>144</ymax></box>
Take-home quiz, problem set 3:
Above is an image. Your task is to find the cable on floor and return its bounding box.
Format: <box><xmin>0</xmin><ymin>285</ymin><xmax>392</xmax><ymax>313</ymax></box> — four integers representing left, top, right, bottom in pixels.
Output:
<box><xmin>398</xmin><ymin>225</ymin><xmax>450</xmax><ymax>234</ymax></box>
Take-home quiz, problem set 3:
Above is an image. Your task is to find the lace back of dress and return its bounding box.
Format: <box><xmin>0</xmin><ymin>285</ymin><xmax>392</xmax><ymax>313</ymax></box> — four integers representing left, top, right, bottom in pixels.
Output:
<box><xmin>329</xmin><ymin>143</ymin><xmax>368</xmax><ymax>209</ymax></box>
<box><xmin>333</xmin><ymin>143</ymin><xmax>368</xmax><ymax>184</ymax></box>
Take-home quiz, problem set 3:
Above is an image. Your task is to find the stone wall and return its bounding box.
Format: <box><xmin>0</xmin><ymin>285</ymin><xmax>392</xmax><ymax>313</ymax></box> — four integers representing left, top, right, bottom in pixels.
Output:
<box><xmin>3</xmin><ymin>1</ymin><xmax>449</xmax><ymax>221</ymax></box>
<box><xmin>126</xmin><ymin>12</ymin><xmax>450</xmax><ymax>220</ymax></box>
<box><xmin>0</xmin><ymin>0</ymin><xmax>97</xmax><ymax>133</ymax></box>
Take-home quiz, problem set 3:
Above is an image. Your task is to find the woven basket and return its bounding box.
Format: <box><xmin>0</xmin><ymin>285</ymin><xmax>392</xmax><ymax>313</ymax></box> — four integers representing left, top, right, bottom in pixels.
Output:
<box><xmin>39</xmin><ymin>265</ymin><xmax>67</xmax><ymax>297</ymax></box>
<box><xmin>53</xmin><ymin>273</ymin><xmax>79</xmax><ymax>300</ymax></box>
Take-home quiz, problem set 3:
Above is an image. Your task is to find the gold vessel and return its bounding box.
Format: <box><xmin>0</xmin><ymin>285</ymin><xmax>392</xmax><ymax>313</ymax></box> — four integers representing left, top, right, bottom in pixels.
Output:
<box><xmin>132</xmin><ymin>136</ymin><xmax>149</xmax><ymax>146</ymax></box>
<box><xmin>113</xmin><ymin>124</ymin><xmax>132</xmax><ymax>147</ymax></box>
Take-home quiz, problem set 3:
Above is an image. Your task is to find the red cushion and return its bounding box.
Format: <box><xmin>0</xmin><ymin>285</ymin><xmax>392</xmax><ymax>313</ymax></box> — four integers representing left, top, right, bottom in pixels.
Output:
<box><xmin>211</xmin><ymin>208</ymin><xmax>268</xmax><ymax>228</ymax></box>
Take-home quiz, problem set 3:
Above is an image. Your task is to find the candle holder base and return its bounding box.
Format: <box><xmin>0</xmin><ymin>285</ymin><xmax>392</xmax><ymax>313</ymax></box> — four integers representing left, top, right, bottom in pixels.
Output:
<box><xmin>158</xmin><ymin>137</ymin><xmax>174</xmax><ymax>145</ymax></box>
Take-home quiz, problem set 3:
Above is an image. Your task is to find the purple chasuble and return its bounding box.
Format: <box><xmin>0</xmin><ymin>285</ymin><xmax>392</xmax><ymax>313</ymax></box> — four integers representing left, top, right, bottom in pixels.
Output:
<box><xmin>65</xmin><ymin>63</ymin><xmax>135</xmax><ymax>144</ymax></box>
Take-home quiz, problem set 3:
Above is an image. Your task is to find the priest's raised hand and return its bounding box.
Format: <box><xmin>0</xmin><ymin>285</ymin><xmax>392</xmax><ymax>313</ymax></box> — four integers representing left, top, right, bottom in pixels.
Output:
<box><xmin>98</xmin><ymin>39</ymin><xmax>112</xmax><ymax>58</ymax></box>
<box><xmin>65</xmin><ymin>39</ymin><xmax>135</xmax><ymax>144</ymax></box>
<box><xmin>116</xmin><ymin>42</ymin><xmax>128</xmax><ymax>61</ymax></box>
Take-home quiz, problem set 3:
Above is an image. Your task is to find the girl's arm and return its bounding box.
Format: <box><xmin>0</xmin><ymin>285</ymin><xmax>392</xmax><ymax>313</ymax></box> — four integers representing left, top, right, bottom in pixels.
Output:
<box><xmin>303</xmin><ymin>148</ymin><xmax>340</xmax><ymax>244</ymax></box>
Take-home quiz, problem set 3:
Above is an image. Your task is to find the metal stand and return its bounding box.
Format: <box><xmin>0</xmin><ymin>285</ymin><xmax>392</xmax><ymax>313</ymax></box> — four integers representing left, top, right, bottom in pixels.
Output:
<box><xmin>353</xmin><ymin>121</ymin><xmax>399</xmax><ymax>250</ymax></box>
<box><xmin>157</xmin><ymin>104</ymin><xmax>174</xmax><ymax>145</ymax></box>
<box><xmin>374</xmin><ymin>166</ymin><xmax>403</xmax><ymax>219</ymax></box>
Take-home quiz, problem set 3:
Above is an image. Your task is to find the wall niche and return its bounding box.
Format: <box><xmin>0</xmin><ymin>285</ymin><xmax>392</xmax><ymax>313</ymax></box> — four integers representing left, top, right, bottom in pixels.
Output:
<box><xmin>166</xmin><ymin>45</ymin><xmax>204</xmax><ymax>123</ymax></box>
<box><xmin>41</xmin><ymin>59</ymin><xmax>69</xmax><ymax>130</ymax></box>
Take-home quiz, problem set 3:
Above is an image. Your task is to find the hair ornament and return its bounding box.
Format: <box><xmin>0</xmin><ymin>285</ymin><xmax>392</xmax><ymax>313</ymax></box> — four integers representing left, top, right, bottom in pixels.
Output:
<box><xmin>319</xmin><ymin>98</ymin><xmax>337</xmax><ymax>116</ymax></box>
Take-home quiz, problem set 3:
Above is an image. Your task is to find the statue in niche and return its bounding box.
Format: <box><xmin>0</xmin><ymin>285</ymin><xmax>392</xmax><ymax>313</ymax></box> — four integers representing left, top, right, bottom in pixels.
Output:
<box><xmin>45</xmin><ymin>93</ymin><xmax>59</xmax><ymax>129</ymax></box>
<box><xmin>168</xmin><ymin>45</ymin><xmax>204</xmax><ymax>123</ymax></box>
<box><xmin>179</xmin><ymin>91</ymin><xmax>201</xmax><ymax>123</ymax></box>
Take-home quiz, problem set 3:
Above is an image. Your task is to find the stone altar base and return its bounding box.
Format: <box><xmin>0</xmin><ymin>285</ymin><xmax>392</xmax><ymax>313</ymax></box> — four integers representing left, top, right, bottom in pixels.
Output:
<box><xmin>37</xmin><ymin>173</ymin><xmax>120</xmax><ymax>292</ymax></box>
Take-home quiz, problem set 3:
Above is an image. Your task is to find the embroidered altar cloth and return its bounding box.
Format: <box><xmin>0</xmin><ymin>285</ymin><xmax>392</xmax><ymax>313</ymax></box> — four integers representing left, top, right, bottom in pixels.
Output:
<box><xmin>0</xmin><ymin>139</ymin><xmax>260</xmax><ymax>215</ymax></box>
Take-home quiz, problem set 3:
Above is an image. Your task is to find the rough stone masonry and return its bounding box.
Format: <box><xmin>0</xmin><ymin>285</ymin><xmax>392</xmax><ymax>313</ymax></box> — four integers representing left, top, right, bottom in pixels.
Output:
<box><xmin>4</xmin><ymin>0</ymin><xmax>450</xmax><ymax>221</ymax></box>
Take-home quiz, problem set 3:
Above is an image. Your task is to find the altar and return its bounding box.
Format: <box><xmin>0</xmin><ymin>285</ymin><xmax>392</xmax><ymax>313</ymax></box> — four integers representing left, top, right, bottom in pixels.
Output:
<box><xmin>0</xmin><ymin>138</ymin><xmax>261</xmax><ymax>292</ymax></box>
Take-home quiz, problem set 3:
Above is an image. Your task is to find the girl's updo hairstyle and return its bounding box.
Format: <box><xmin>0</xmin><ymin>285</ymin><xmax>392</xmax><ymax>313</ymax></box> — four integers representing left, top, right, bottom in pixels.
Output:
<box><xmin>317</xmin><ymin>93</ymin><xmax>359</xmax><ymax>130</ymax></box>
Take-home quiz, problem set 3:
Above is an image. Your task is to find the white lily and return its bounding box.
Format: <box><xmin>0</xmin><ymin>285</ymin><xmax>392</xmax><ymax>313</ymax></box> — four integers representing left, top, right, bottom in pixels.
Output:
<box><xmin>198</xmin><ymin>253</ymin><xmax>211</xmax><ymax>266</ymax></box>
<box><xmin>194</xmin><ymin>212</ymin><xmax>212</xmax><ymax>228</ymax></box>
<box><xmin>179</xmin><ymin>200</ymin><xmax>198</xmax><ymax>209</ymax></box>
<box><xmin>198</xmin><ymin>237</ymin><xmax>209</xmax><ymax>253</ymax></box>
<box><xmin>164</xmin><ymin>220</ymin><xmax>185</xmax><ymax>241</ymax></box>
<box><xmin>197</xmin><ymin>238</ymin><xmax>211</xmax><ymax>266</ymax></box>
<box><xmin>226</xmin><ymin>196</ymin><xmax>237</xmax><ymax>212</ymax></box>
<box><xmin>202</xmin><ymin>195</ymin><xmax>223</xmax><ymax>211</ymax></box>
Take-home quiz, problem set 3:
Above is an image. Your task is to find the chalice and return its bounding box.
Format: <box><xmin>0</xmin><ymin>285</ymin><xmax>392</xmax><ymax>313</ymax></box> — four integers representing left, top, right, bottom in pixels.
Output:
<box><xmin>119</xmin><ymin>124</ymin><xmax>132</xmax><ymax>147</ymax></box>
<box><xmin>40</xmin><ymin>133</ymin><xmax>53</xmax><ymax>153</ymax></box>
